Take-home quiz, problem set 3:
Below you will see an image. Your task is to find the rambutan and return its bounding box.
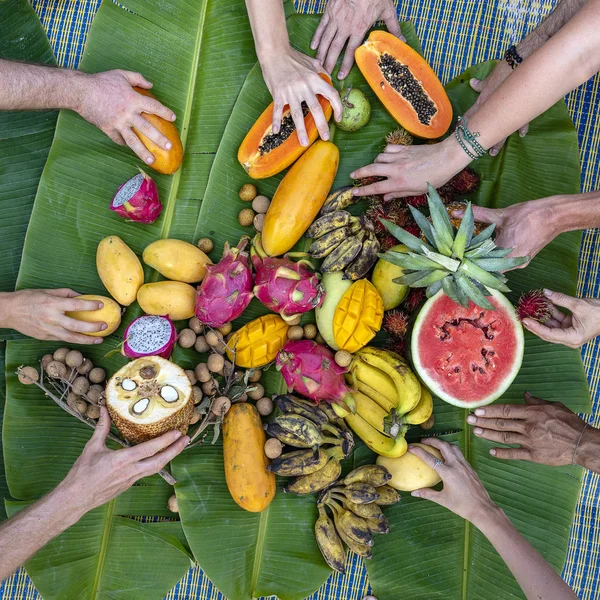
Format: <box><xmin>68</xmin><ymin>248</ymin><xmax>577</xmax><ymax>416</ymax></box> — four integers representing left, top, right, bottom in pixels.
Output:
<box><xmin>404</xmin><ymin>223</ymin><xmax>421</xmax><ymax>238</ymax></box>
<box><xmin>386</xmin><ymin>127</ymin><xmax>413</xmax><ymax>146</ymax></box>
<box><xmin>437</xmin><ymin>186</ymin><xmax>457</xmax><ymax>205</ymax></box>
<box><xmin>404</xmin><ymin>194</ymin><xmax>428</xmax><ymax>208</ymax></box>
<box><xmin>385</xmin><ymin>335</ymin><xmax>407</xmax><ymax>357</ymax></box>
<box><xmin>403</xmin><ymin>288</ymin><xmax>426</xmax><ymax>313</ymax></box>
<box><xmin>516</xmin><ymin>289</ymin><xmax>553</xmax><ymax>324</ymax></box>
<box><xmin>447</xmin><ymin>167</ymin><xmax>480</xmax><ymax>195</ymax></box>
<box><xmin>378</xmin><ymin>233</ymin><xmax>400</xmax><ymax>252</ymax></box>
<box><xmin>383</xmin><ymin>310</ymin><xmax>409</xmax><ymax>338</ymax></box>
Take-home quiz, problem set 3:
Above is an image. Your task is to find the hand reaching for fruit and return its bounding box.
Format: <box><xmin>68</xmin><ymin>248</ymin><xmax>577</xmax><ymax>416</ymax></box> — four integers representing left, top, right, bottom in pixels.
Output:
<box><xmin>310</xmin><ymin>0</ymin><xmax>404</xmax><ymax>80</ymax></box>
<box><xmin>0</xmin><ymin>289</ymin><xmax>107</xmax><ymax>344</ymax></box>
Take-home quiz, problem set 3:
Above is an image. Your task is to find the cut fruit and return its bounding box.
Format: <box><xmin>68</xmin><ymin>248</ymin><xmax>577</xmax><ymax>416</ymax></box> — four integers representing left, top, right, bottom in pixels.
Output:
<box><xmin>106</xmin><ymin>356</ymin><xmax>193</xmax><ymax>443</ymax></box>
<box><xmin>238</xmin><ymin>73</ymin><xmax>333</xmax><ymax>179</ymax></box>
<box><xmin>316</xmin><ymin>272</ymin><xmax>353</xmax><ymax>350</ymax></box>
<box><xmin>355</xmin><ymin>31</ymin><xmax>452</xmax><ymax>139</ymax></box>
<box><xmin>411</xmin><ymin>289</ymin><xmax>524</xmax><ymax>408</ymax></box>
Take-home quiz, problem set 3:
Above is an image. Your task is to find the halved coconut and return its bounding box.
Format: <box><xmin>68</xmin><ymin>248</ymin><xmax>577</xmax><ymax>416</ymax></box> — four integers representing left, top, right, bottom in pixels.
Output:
<box><xmin>106</xmin><ymin>356</ymin><xmax>193</xmax><ymax>443</ymax></box>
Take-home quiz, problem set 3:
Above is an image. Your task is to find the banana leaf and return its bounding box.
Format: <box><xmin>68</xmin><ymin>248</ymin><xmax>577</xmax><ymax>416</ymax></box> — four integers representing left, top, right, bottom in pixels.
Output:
<box><xmin>0</xmin><ymin>0</ymin><xmax>58</xmax><ymax>340</ymax></box>
<box><xmin>0</xmin><ymin>342</ymin><xmax>7</xmax><ymax>521</ymax></box>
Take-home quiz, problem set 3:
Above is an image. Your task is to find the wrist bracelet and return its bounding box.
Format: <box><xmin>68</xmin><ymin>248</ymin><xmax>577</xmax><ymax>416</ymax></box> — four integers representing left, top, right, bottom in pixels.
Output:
<box><xmin>455</xmin><ymin>116</ymin><xmax>487</xmax><ymax>160</ymax></box>
<box><xmin>572</xmin><ymin>422</ymin><xmax>589</xmax><ymax>465</ymax></box>
<box><xmin>505</xmin><ymin>45</ymin><xmax>523</xmax><ymax>70</ymax></box>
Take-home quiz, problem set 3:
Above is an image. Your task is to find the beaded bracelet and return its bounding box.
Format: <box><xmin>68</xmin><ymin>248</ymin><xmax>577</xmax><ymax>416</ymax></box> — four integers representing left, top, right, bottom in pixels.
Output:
<box><xmin>505</xmin><ymin>45</ymin><xmax>523</xmax><ymax>70</ymax></box>
<box><xmin>455</xmin><ymin>116</ymin><xmax>487</xmax><ymax>160</ymax></box>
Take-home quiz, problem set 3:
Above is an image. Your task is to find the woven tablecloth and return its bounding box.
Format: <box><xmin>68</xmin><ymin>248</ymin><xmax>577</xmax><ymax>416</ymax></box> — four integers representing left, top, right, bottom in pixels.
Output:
<box><xmin>2</xmin><ymin>0</ymin><xmax>600</xmax><ymax>598</ymax></box>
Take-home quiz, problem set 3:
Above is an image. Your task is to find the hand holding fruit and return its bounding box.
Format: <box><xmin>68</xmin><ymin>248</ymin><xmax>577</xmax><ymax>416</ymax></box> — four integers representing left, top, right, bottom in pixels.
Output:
<box><xmin>259</xmin><ymin>47</ymin><xmax>342</xmax><ymax>146</ymax></box>
<box><xmin>60</xmin><ymin>407</ymin><xmax>188</xmax><ymax>512</ymax></box>
<box><xmin>467</xmin><ymin>391</ymin><xmax>591</xmax><ymax>466</ymax></box>
<box><xmin>75</xmin><ymin>69</ymin><xmax>176</xmax><ymax>164</ymax></box>
<box><xmin>0</xmin><ymin>289</ymin><xmax>107</xmax><ymax>344</ymax></box>
<box><xmin>409</xmin><ymin>438</ymin><xmax>497</xmax><ymax>525</ymax></box>
<box><xmin>310</xmin><ymin>0</ymin><xmax>404</xmax><ymax>79</ymax></box>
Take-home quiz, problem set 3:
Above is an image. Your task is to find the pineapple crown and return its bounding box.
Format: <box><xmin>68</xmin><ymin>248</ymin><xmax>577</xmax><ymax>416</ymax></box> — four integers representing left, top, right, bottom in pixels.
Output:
<box><xmin>380</xmin><ymin>184</ymin><xmax>529</xmax><ymax>310</ymax></box>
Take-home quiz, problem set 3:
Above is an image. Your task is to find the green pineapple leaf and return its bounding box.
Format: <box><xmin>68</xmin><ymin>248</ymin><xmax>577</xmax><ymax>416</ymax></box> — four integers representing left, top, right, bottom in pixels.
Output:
<box><xmin>380</xmin><ymin>219</ymin><xmax>433</xmax><ymax>253</ymax></box>
<box><xmin>427</xmin><ymin>184</ymin><xmax>454</xmax><ymax>256</ymax></box>
<box><xmin>394</xmin><ymin>269</ymin><xmax>448</xmax><ymax>287</ymax></box>
<box><xmin>469</xmin><ymin>223</ymin><xmax>496</xmax><ymax>247</ymax></box>
<box><xmin>422</xmin><ymin>247</ymin><xmax>461</xmax><ymax>272</ymax></box>
<box><xmin>382</xmin><ymin>251</ymin><xmax>439</xmax><ymax>271</ymax></box>
<box><xmin>452</xmin><ymin>201</ymin><xmax>474</xmax><ymax>260</ymax></box>
<box><xmin>426</xmin><ymin>279</ymin><xmax>445</xmax><ymax>297</ymax></box>
<box><xmin>472</xmin><ymin>256</ymin><xmax>530</xmax><ymax>271</ymax></box>
<box><xmin>442</xmin><ymin>276</ymin><xmax>469</xmax><ymax>308</ymax></box>
<box><xmin>456</xmin><ymin>276</ymin><xmax>496</xmax><ymax>310</ymax></box>
<box><xmin>408</xmin><ymin>205</ymin><xmax>436</xmax><ymax>246</ymax></box>
<box><xmin>459</xmin><ymin>259</ymin><xmax>511</xmax><ymax>292</ymax></box>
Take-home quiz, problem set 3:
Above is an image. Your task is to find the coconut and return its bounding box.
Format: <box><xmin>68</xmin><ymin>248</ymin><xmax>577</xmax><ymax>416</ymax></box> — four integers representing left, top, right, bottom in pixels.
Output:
<box><xmin>105</xmin><ymin>356</ymin><xmax>193</xmax><ymax>443</ymax></box>
<box><xmin>123</xmin><ymin>315</ymin><xmax>177</xmax><ymax>359</ymax></box>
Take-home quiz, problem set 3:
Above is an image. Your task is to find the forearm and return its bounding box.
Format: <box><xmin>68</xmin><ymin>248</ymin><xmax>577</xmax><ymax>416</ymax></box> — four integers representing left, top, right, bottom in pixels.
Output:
<box><xmin>475</xmin><ymin>507</ymin><xmax>578</xmax><ymax>600</ymax></box>
<box><xmin>245</xmin><ymin>0</ymin><xmax>290</xmax><ymax>64</ymax></box>
<box><xmin>575</xmin><ymin>423</ymin><xmax>600</xmax><ymax>473</ymax></box>
<box><xmin>0</xmin><ymin>482</ymin><xmax>85</xmax><ymax>581</ymax></box>
<box><xmin>0</xmin><ymin>292</ymin><xmax>16</xmax><ymax>329</ymax></box>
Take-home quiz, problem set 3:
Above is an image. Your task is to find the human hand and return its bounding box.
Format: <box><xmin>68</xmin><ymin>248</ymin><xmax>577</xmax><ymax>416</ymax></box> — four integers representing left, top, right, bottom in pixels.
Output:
<box><xmin>463</xmin><ymin>60</ymin><xmax>528</xmax><ymax>156</ymax></box>
<box><xmin>467</xmin><ymin>391</ymin><xmax>588</xmax><ymax>465</ymax></box>
<box><xmin>75</xmin><ymin>70</ymin><xmax>176</xmax><ymax>165</ymax></box>
<box><xmin>0</xmin><ymin>289</ymin><xmax>108</xmax><ymax>345</ymax></box>
<box><xmin>351</xmin><ymin>136</ymin><xmax>469</xmax><ymax>200</ymax></box>
<box><xmin>310</xmin><ymin>0</ymin><xmax>404</xmax><ymax>79</ymax></box>
<box><xmin>260</xmin><ymin>47</ymin><xmax>342</xmax><ymax>146</ymax></box>
<box><xmin>520</xmin><ymin>290</ymin><xmax>600</xmax><ymax>348</ymax></box>
<box><xmin>409</xmin><ymin>438</ymin><xmax>497</xmax><ymax>525</ymax></box>
<box><xmin>451</xmin><ymin>197</ymin><xmax>558</xmax><ymax>269</ymax></box>
<box><xmin>60</xmin><ymin>407</ymin><xmax>188</xmax><ymax>512</ymax></box>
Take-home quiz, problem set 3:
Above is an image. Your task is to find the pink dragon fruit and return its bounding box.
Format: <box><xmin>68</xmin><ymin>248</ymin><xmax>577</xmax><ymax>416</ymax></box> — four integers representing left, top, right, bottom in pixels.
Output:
<box><xmin>252</xmin><ymin>253</ymin><xmax>325</xmax><ymax>323</ymax></box>
<box><xmin>276</xmin><ymin>340</ymin><xmax>356</xmax><ymax>410</ymax></box>
<box><xmin>122</xmin><ymin>315</ymin><xmax>176</xmax><ymax>359</ymax></box>
<box><xmin>194</xmin><ymin>237</ymin><xmax>254</xmax><ymax>328</ymax></box>
<box><xmin>110</xmin><ymin>170</ymin><xmax>162</xmax><ymax>224</ymax></box>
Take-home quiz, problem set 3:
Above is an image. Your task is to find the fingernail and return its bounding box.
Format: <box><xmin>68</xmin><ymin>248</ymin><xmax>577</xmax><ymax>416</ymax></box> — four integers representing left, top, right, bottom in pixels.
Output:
<box><xmin>95</xmin><ymin>338</ymin><xmax>103</xmax><ymax>344</ymax></box>
<box><xmin>490</xmin><ymin>149</ymin><xmax>498</xmax><ymax>157</ymax></box>
<box><xmin>453</xmin><ymin>210</ymin><xmax>465</xmax><ymax>217</ymax></box>
<box><xmin>522</xmin><ymin>318</ymin><xmax>532</xmax><ymax>328</ymax></box>
<box><xmin>466</xmin><ymin>415</ymin><xmax>476</xmax><ymax>424</ymax></box>
<box><xmin>301</xmin><ymin>136</ymin><xmax>309</xmax><ymax>146</ymax></box>
<box><xmin>100</xmin><ymin>323</ymin><xmax>107</xmax><ymax>331</ymax></box>
<box><xmin>146</xmin><ymin>157</ymin><xmax>154</xmax><ymax>164</ymax></box>
<box><xmin>165</xmin><ymin>142</ymin><xmax>172</xmax><ymax>150</ymax></box>
<box><xmin>350</xmin><ymin>171</ymin><xmax>356</xmax><ymax>178</ymax></box>
<box><xmin>489</xmin><ymin>448</ymin><xmax>497</xmax><ymax>456</ymax></box>
<box><xmin>97</xmin><ymin>303</ymin><xmax>104</xmax><ymax>309</ymax></box>
<box><xmin>171</xmin><ymin>114</ymin><xmax>176</xmax><ymax>121</ymax></box>
<box><xmin>519</xmin><ymin>131</ymin><xmax>526</xmax><ymax>137</ymax></box>
<box><xmin>543</xmin><ymin>289</ymin><xmax>553</xmax><ymax>297</ymax></box>
<box><xmin>173</xmin><ymin>430</ymin><xmax>182</xmax><ymax>439</ymax></box>
<box><xmin>474</xmin><ymin>427</ymin><xmax>483</xmax><ymax>435</ymax></box>
<box><xmin>310</xmin><ymin>42</ymin><xmax>316</xmax><ymax>50</ymax></box>
<box><xmin>184</xmin><ymin>436</ymin><xmax>191</xmax><ymax>446</ymax></box>
<box><xmin>352</xmin><ymin>189</ymin><xmax>360</xmax><ymax>196</ymax></box>
<box><xmin>411</xmin><ymin>491</ymin><xmax>421</xmax><ymax>497</ymax></box>
<box><xmin>339</xmin><ymin>71</ymin><xmax>346</xmax><ymax>79</ymax></box>
<box><xmin>474</xmin><ymin>409</ymin><xmax>485</xmax><ymax>416</ymax></box>
<box><xmin>322</xmin><ymin>132</ymin><xmax>329</xmax><ymax>140</ymax></box>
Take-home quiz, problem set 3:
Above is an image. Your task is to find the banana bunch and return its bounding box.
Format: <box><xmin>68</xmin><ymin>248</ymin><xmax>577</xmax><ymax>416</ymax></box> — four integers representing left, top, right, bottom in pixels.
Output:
<box><xmin>306</xmin><ymin>209</ymin><xmax>380</xmax><ymax>281</ymax></box>
<box><xmin>314</xmin><ymin>464</ymin><xmax>400</xmax><ymax>572</ymax></box>
<box><xmin>266</xmin><ymin>395</ymin><xmax>355</xmax><ymax>495</ymax></box>
<box><xmin>334</xmin><ymin>347</ymin><xmax>433</xmax><ymax>458</ymax></box>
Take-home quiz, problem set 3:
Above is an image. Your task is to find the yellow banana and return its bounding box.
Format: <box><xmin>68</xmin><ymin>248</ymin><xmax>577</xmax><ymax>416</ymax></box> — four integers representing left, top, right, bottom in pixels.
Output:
<box><xmin>352</xmin><ymin>358</ymin><xmax>398</xmax><ymax>403</ymax></box>
<box><xmin>344</xmin><ymin>413</ymin><xmax>408</xmax><ymax>458</ymax></box>
<box><xmin>355</xmin><ymin>392</ymin><xmax>388</xmax><ymax>433</ymax></box>
<box><xmin>346</xmin><ymin>374</ymin><xmax>395</xmax><ymax>413</ymax></box>
<box><xmin>332</xmin><ymin>403</ymin><xmax>351</xmax><ymax>418</ymax></box>
<box><xmin>404</xmin><ymin>383</ymin><xmax>433</xmax><ymax>425</ymax></box>
<box><xmin>358</xmin><ymin>347</ymin><xmax>421</xmax><ymax>415</ymax></box>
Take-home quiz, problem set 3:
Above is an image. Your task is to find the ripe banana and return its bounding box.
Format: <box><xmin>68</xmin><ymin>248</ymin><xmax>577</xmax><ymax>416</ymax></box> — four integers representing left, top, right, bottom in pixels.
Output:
<box><xmin>343</xmin><ymin>233</ymin><xmax>381</xmax><ymax>281</ymax></box>
<box><xmin>374</xmin><ymin>485</ymin><xmax>401</xmax><ymax>506</ymax></box>
<box><xmin>321</xmin><ymin>232</ymin><xmax>364</xmax><ymax>272</ymax></box>
<box><xmin>355</xmin><ymin>391</ymin><xmax>388</xmax><ymax>433</ymax></box>
<box><xmin>335</xmin><ymin>508</ymin><xmax>374</xmax><ymax>547</ymax></box>
<box><xmin>273</xmin><ymin>414</ymin><xmax>343</xmax><ymax>447</ymax></box>
<box><xmin>309</xmin><ymin>226</ymin><xmax>354</xmax><ymax>259</ymax></box>
<box><xmin>403</xmin><ymin>383</ymin><xmax>433</xmax><ymax>425</ymax></box>
<box><xmin>345</xmin><ymin>412</ymin><xmax>408</xmax><ymax>458</ymax></box>
<box><xmin>349</xmin><ymin>376</ymin><xmax>396</xmax><ymax>413</ymax></box>
<box><xmin>334</xmin><ymin>495</ymin><xmax>386</xmax><ymax>521</ymax></box>
<box><xmin>351</xmin><ymin>358</ymin><xmax>398</xmax><ymax>404</ymax></box>
<box><xmin>321</xmin><ymin>186</ymin><xmax>357</xmax><ymax>214</ymax></box>
<box><xmin>306</xmin><ymin>211</ymin><xmax>352</xmax><ymax>239</ymax></box>
<box><xmin>357</xmin><ymin>347</ymin><xmax>421</xmax><ymax>415</ymax></box>
<box><xmin>267</xmin><ymin>448</ymin><xmax>327</xmax><ymax>477</ymax></box>
<box><xmin>265</xmin><ymin>423</ymin><xmax>317</xmax><ymax>448</ymax></box>
<box><xmin>343</xmin><ymin>464</ymin><xmax>392</xmax><ymax>488</ymax></box>
<box><xmin>274</xmin><ymin>394</ymin><xmax>329</xmax><ymax>427</ymax></box>
<box><xmin>283</xmin><ymin>454</ymin><xmax>342</xmax><ymax>495</ymax></box>
<box><xmin>366</xmin><ymin>516</ymin><xmax>390</xmax><ymax>534</ymax></box>
<box><xmin>315</xmin><ymin>505</ymin><xmax>347</xmax><ymax>574</ymax></box>
<box><xmin>333</xmin><ymin>482</ymin><xmax>380</xmax><ymax>504</ymax></box>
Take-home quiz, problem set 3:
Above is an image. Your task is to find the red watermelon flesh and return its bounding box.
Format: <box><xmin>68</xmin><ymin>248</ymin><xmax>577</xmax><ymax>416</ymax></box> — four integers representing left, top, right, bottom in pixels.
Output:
<box><xmin>411</xmin><ymin>289</ymin><xmax>524</xmax><ymax>408</ymax></box>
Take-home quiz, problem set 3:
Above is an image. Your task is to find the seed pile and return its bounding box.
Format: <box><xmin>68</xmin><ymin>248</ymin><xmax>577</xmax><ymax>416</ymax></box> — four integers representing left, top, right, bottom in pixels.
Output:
<box><xmin>258</xmin><ymin>104</ymin><xmax>310</xmax><ymax>155</ymax></box>
<box><xmin>378</xmin><ymin>53</ymin><xmax>436</xmax><ymax>126</ymax></box>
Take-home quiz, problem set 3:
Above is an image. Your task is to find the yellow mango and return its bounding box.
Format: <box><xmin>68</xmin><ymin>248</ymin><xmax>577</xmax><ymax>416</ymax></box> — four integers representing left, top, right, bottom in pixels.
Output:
<box><xmin>65</xmin><ymin>294</ymin><xmax>122</xmax><ymax>337</ymax></box>
<box><xmin>377</xmin><ymin>443</ymin><xmax>442</xmax><ymax>491</ymax></box>
<box><xmin>143</xmin><ymin>239</ymin><xmax>211</xmax><ymax>283</ymax></box>
<box><xmin>96</xmin><ymin>236</ymin><xmax>144</xmax><ymax>306</ymax></box>
<box><xmin>137</xmin><ymin>281</ymin><xmax>196</xmax><ymax>320</ymax></box>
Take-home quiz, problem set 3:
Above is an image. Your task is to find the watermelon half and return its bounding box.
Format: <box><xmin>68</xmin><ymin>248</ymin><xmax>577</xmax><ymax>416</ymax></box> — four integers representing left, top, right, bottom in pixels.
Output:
<box><xmin>411</xmin><ymin>289</ymin><xmax>524</xmax><ymax>408</ymax></box>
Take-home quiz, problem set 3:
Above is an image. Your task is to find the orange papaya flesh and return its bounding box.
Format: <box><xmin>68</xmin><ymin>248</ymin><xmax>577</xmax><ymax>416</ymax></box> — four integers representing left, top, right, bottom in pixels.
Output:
<box><xmin>237</xmin><ymin>73</ymin><xmax>334</xmax><ymax>180</ymax></box>
<box><xmin>132</xmin><ymin>87</ymin><xmax>184</xmax><ymax>174</ymax></box>
<box><xmin>355</xmin><ymin>31</ymin><xmax>452</xmax><ymax>139</ymax></box>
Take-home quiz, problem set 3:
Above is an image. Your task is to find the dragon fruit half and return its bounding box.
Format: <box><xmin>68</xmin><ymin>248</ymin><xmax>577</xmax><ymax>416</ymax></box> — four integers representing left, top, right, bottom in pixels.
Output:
<box><xmin>252</xmin><ymin>250</ymin><xmax>325</xmax><ymax>323</ymax></box>
<box><xmin>194</xmin><ymin>237</ymin><xmax>254</xmax><ymax>328</ymax></box>
<box><xmin>110</xmin><ymin>170</ymin><xmax>162</xmax><ymax>224</ymax></box>
<box><xmin>276</xmin><ymin>340</ymin><xmax>356</xmax><ymax>411</ymax></box>
<box><xmin>123</xmin><ymin>315</ymin><xmax>177</xmax><ymax>359</ymax></box>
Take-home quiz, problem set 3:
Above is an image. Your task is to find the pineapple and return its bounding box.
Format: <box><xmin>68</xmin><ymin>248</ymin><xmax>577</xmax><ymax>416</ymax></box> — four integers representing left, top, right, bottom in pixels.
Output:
<box><xmin>380</xmin><ymin>184</ymin><xmax>529</xmax><ymax>310</ymax></box>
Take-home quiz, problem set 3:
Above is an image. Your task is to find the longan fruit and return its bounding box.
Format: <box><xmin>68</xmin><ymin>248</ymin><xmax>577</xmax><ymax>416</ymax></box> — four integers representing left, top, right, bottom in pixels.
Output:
<box><xmin>89</xmin><ymin>368</ymin><xmax>106</xmax><ymax>384</ymax></box>
<box><xmin>264</xmin><ymin>438</ymin><xmax>283</xmax><ymax>459</ymax></box>
<box><xmin>190</xmin><ymin>407</ymin><xmax>202</xmax><ymax>425</ymax></box>
<box><xmin>168</xmin><ymin>493</ymin><xmax>179</xmax><ymax>513</ymax></box>
<box><xmin>248</xmin><ymin>369</ymin><xmax>262</xmax><ymax>383</ymax></box>
<box><xmin>192</xmin><ymin>386</ymin><xmax>203</xmax><ymax>405</ymax></box>
<box><xmin>286</xmin><ymin>314</ymin><xmax>302</xmax><ymax>326</ymax></box>
<box><xmin>195</xmin><ymin>363</ymin><xmax>211</xmax><ymax>383</ymax></box>
<box><xmin>248</xmin><ymin>383</ymin><xmax>264</xmax><ymax>401</ymax></box>
<box><xmin>65</xmin><ymin>350</ymin><xmax>84</xmax><ymax>369</ymax></box>
<box><xmin>46</xmin><ymin>360</ymin><xmax>67</xmax><ymax>379</ymax></box>
<box><xmin>197</xmin><ymin>238</ymin><xmax>214</xmax><ymax>254</ymax></box>
<box><xmin>75</xmin><ymin>399</ymin><xmax>88</xmax><ymax>416</ymax></box>
<box><xmin>77</xmin><ymin>358</ymin><xmax>93</xmax><ymax>375</ymax></box>
<box><xmin>238</xmin><ymin>208</ymin><xmax>255</xmax><ymax>227</ymax></box>
<box><xmin>205</xmin><ymin>330</ymin><xmax>221</xmax><ymax>347</ymax></box>
<box><xmin>178</xmin><ymin>328</ymin><xmax>197</xmax><ymax>349</ymax></box>
<box><xmin>194</xmin><ymin>336</ymin><xmax>210</xmax><ymax>353</ymax></box>
<box><xmin>71</xmin><ymin>376</ymin><xmax>90</xmax><ymax>396</ymax></box>
<box><xmin>287</xmin><ymin>325</ymin><xmax>304</xmax><ymax>341</ymax></box>
<box><xmin>18</xmin><ymin>366</ymin><xmax>39</xmax><ymax>385</ymax></box>
<box><xmin>189</xmin><ymin>317</ymin><xmax>204</xmax><ymax>335</ymax></box>
<box><xmin>251</xmin><ymin>195</ymin><xmax>270</xmax><ymax>214</ymax></box>
<box><xmin>218</xmin><ymin>322</ymin><xmax>232</xmax><ymax>336</ymax></box>
<box><xmin>53</xmin><ymin>347</ymin><xmax>69</xmax><ymax>363</ymax></box>
<box><xmin>256</xmin><ymin>397</ymin><xmax>273</xmax><ymax>416</ymax></box>
<box><xmin>303</xmin><ymin>324</ymin><xmax>317</xmax><ymax>340</ymax></box>
<box><xmin>239</xmin><ymin>183</ymin><xmax>257</xmax><ymax>202</ymax></box>
<box><xmin>66</xmin><ymin>392</ymin><xmax>80</xmax><ymax>411</ymax></box>
<box><xmin>315</xmin><ymin>334</ymin><xmax>325</xmax><ymax>345</ymax></box>
<box><xmin>201</xmin><ymin>378</ymin><xmax>218</xmax><ymax>396</ymax></box>
<box><xmin>185</xmin><ymin>370</ymin><xmax>197</xmax><ymax>385</ymax></box>
<box><xmin>207</xmin><ymin>353</ymin><xmax>225</xmax><ymax>373</ymax></box>
<box><xmin>334</xmin><ymin>350</ymin><xmax>353</xmax><ymax>368</ymax></box>
<box><xmin>253</xmin><ymin>213</ymin><xmax>265</xmax><ymax>232</ymax></box>
<box><xmin>211</xmin><ymin>396</ymin><xmax>231</xmax><ymax>416</ymax></box>
<box><xmin>87</xmin><ymin>404</ymin><xmax>101</xmax><ymax>420</ymax></box>
<box><xmin>41</xmin><ymin>354</ymin><xmax>54</xmax><ymax>371</ymax></box>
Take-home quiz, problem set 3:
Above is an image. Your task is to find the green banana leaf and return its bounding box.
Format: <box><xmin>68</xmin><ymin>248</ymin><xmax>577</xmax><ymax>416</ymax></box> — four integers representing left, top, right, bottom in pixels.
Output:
<box><xmin>0</xmin><ymin>0</ymin><xmax>58</xmax><ymax>341</ymax></box>
<box><xmin>0</xmin><ymin>342</ymin><xmax>7</xmax><ymax>522</ymax></box>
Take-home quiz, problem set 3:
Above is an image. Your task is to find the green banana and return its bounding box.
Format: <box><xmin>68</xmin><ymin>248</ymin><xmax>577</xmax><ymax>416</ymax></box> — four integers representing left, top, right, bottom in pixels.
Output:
<box><xmin>315</xmin><ymin>505</ymin><xmax>347</xmax><ymax>574</ymax></box>
<box><xmin>321</xmin><ymin>186</ymin><xmax>358</xmax><ymax>214</ymax></box>
<box><xmin>309</xmin><ymin>226</ymin><xmax>353</xmax><ymax>259</ymax></box>
<box><xmin>306</xmin><ymin>211</ymin><xmax>352</xmax><ymax>239</ymax></box>
<box><xmin>283</xmin><ymin>455</ymin><xmax>342</xmax><ymax>495</ymax></box>
<box><xmin>274</xmin><ymin>394</ymin><xmax>329</xmax><ymax>427</ymax></box>
<box><xmin>332</xmin><ymin>482</ymin><xmax>380</xmax><ymax>504</ymax></box>
<box><xmin>374</xmin><ymin>485</ymin><xmax>401</xmax><ymax>506</ymax></box>
<box><xmin>321</xmin><ymin>232</ymin><xmax>365</xmax><ymax>272</ymax></box>
<box><xmin>365</xmin><ymin>515</ymin><xmax>390</xmax><ymax>534</ymax></box>
<box><xmin>343</xmin><ymin>464</ymin><xmax>392</xmax><ymax>487</ymax></box>
<box><xmin>343</xmin><ymin>234</ymin><xmax>381</xmax><ymax>281</ymax></box>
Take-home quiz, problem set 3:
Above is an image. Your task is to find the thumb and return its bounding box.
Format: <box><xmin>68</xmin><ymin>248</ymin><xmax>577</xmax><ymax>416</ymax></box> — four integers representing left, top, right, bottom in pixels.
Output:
<box><xmin>544</xmin><ymin>289</ymin><xmax>579</xmax><ymax>312</ymax></box>
<box><xmin>123</xmin><ymin>71</ymin><xmax>152</xmax><ymax>89</ymax></box>
<box><xmin>90</xmin><ymin>406</ymin><xmax>111</xmax><ymax>448</ymax></box>
<box><xmin>524</xmin><ymin>391</ymin><xmax>549</xmax><ymax>406</ymax></box>
<box><xmin>470</xmin><ymin>78</ymin><xmax>485</xmax><ymax>93</ymax></box>
<box><xmin>411</xmin><ymin>487</ymin><xmax>441</xmax><ymax>502</ymax></box>
<box><xmin>471</xmin><ymin>205</ymin><xmax>503</xmax><ymax>225</ymax></box>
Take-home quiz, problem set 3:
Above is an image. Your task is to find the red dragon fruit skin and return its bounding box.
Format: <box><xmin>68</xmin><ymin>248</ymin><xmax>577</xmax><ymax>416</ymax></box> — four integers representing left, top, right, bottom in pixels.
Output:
<box><xmin>276</xmin><ymin>340</ymin><xmax>355</xmax><ymax>410</ymax></box>
<box><xmin>123</xmin><ymin>315</ymin><xmax>177</xmax><ymax>359</ymax></box>
<box><xmin>194</xmin><ymin>237</ymin><xmax>254</xmax><ymax>328</ymax></box>
<box><xmin>110</xmin><ymin>170</ymin><xmax>162</xmax><ymax>224</ymax></box>
<box><xmin>252</xmin><ymin>254</ymin><xmax>325</xmax><ymax>323</ymax></box>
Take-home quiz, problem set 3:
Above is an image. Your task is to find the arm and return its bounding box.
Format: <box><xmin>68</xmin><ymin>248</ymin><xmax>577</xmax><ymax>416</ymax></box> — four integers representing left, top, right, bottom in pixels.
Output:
<box><xmin>310</xmin><ymin>0</ymin><xmax>403</xmax><ymax>79</ymax></box>
<box><xmin>0</xmin><ymin>60</ymin><xmax>176</xmax><ymax>164</ymax></box>
<box><xmin>0</xmin><ymin>289</ymin><xmax>107</xmax><ymax>345</ymax></box>
<box><xmin>0</xmin><ymin>408</ymin><xmax>188</xmax><ymax>582</ymax></box>
<box><xmin>469</xmin><ymin>390</ymin><xmax>600</xmax><ymax>472</ymax></box>
<box><xmin>245</xmin><ymin>0</ymin><xmax>342</xmax><ymax>145</ymax></box>
<box><xmin>410</xmin><ymin>439</ymin><xmax>578</xmax><ymax>600</ymax></box>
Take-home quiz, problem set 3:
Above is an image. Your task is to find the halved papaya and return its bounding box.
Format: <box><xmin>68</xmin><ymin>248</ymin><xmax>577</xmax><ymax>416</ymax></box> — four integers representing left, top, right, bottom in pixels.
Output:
<box><xmin>237</xmin><ymin>73</ymin><xmax>333</xmax><ymax>180</ymax></box>
<box><xmin>355</xmin><ymin>31</ymin><xmax>452</xmax><ymax>139</ymax></box>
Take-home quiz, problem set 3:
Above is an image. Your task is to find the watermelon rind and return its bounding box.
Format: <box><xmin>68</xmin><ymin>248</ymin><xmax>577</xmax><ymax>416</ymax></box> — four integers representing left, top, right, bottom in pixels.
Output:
<box><xmin>411</xmin><ymin>289</ymin><xmax>524</xmax><ymax>408</ymax></box>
